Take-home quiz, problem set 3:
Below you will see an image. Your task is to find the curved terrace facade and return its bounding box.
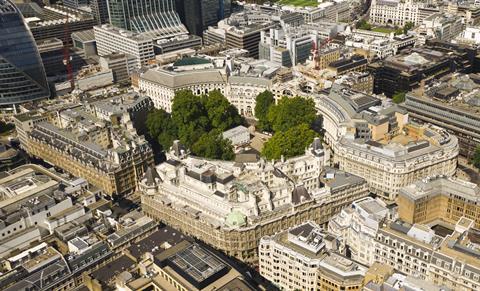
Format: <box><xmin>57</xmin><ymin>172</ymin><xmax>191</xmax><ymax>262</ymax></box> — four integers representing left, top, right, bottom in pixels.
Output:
<box><xmin>316</xmin><ymin>85</ymin><xmax>459</xmax><ymax>200</ymax></box>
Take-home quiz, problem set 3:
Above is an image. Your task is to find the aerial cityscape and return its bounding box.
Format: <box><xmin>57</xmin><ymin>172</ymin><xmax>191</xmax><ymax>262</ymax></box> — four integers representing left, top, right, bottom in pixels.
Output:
<box><xmin>0</xmin><ymin>0</ymin><xmax>480</xmax><ymax>290</ymax></box>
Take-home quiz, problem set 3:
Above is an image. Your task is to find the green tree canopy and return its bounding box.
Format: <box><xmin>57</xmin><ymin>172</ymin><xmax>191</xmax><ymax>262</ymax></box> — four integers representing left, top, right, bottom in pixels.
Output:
<box><xmin>392</xmin><ymin>91</ymin><xmax>406</xmax><ymax>104</ymax></box>
<box><xmin>473</xmin><ymin>146</ymin><xmax>480</xmax><ymax>170</ymax></box>
<box><xmin>202</xmin><ymin>90</ymin><xmax>243</xmax><ymax>131</ymax></box>
<box><xmin>146</xmin><ymin>109</ymin><xmax>178</xmax><ymax>151</ymax></box>
<box><xmin>147</xmin><ymin>90</ymin><xmax>240</xmax><ymax>159</ymax></box>
<box><xmin>254</xmin><ymin>90</ymin><xmax>275</xmax><ymax>132</ymax></box>
<box><xmin>262</xmin><ymin>123</ymin><xmax>317</xmax><ymax>160</ymax></box>
<box><xmin>171</xmin><ymin>90</ymin><xmax>211</xmax><ymax>147</ymax></box>
<box><xmin>0</xmin><ymin>121</ymin><xmax>14</xmax><ymax>134</ymax></box>
<box><xmin>191</xmin><ymin>130</ymin><xmax>235</xmax><ymax>160</ymax></box>
<box><xmin>267</xmin><ymin>96</ymin><xmax>317</xmax><ymax>132</ymax></box>
<box><xmin>403</xmin><ymin>22</ymin><xmax>414</xmax><ymax>34</ymax></box>
<box><xmin>357</xmin><ymin>19</ymin><xmax>372</xmax><ymax>30</ymax></box>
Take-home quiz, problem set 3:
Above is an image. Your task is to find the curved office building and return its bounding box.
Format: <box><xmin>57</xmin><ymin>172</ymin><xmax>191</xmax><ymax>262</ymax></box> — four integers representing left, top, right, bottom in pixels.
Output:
<box><xmin>107</xmin><ymin>0</ymin><xmax>187</xmax><ymax>35</ymax></box>
<box><xmin>0</xmin><ymin>0</ymin><xmax>50</xmax><ymax>108</ymax></box>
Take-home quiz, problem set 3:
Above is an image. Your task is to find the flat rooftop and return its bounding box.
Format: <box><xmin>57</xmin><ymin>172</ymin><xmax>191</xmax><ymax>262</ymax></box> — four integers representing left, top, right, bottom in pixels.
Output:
<box><xmin>354</xmin><ymin>197</ymin><xmax>387</xmax><ymax>216</ymax></box>
<box><xmin>399</xmin><ymin>176</ymin><xmax>480</xmax><ymax>202</ymax></box>
<box><xmin>169</xmin><ymin>243</ymin><xmax>227</xmax><ymax>284</ymax></box>
<box><xmin>127</xmin><ymin>225</ymin><xmax>186</xmax><ymax>258</ymax></box>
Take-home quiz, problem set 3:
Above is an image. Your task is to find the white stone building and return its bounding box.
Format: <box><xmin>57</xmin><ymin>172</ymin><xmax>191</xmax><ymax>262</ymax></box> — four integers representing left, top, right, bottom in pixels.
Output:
<box><xmin>140</xmin><ymin>140</ymin><xmax>371</xmax><ymax>262</ymax></box>
<box><xmin>369</xmin><ymin>0</ymin><xmax>436</xmax><ymax>26</ymax></box>
<box><xmin>373</xmin><ymin>221</ymin><xmax>442</xmax><ymax>280</ymax></box>
<box><xmin>94</xmin><ymin>25</ymin><xmax>155</xmax><ymax>69</ymax></box>
<box><xmin>328</xmin><ymin>197</ymin><xmax>393</xmax><ymax>266</ymax></box>
<box><xmin>344</xmin><ymin>29</ymin><xmax>416</xmax><ymax>59</ymax></box>
<box><xmin>416</xmin><ymin>13</ymin><xmax>465</xmax><ymax>45</ymax></box>
<box><xmin>137</xmin><ymin>59</ymin><xmax>227</xmax><ymax>112</ymax></box>
<box><xmin>137</xmin><ymin>56</ymin><xmax>279</xmax><ymax>115</ymax></box>
<box><xmin>259</xmin><ymin>221</ymin><xmax>367</xmax><ymax>290</ymax></box>
<box><xmin>316</xmin><ymin>85</ymin><xmax>459</xmax><ymax>200</ymax></box>
<box><xmin>455</xmin><ymin>26</ymin><xmax>480</xmax><ymax>45</ymax></box>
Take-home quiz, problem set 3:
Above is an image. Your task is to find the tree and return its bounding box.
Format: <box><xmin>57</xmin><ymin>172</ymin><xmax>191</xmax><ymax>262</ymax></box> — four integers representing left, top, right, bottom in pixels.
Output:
<box><xmin>146</xmin><ymin>109</ymin><xmax>178</xmax><ymax>151</ymax></box>
<box><xmin>394</xmin><ymin>27</ymin><xmax>404</xmax><ymax>35</ymax></box>
<box><xmin>473</xmin><ymin>146</ymin><xmax>480</xmax><ymax>170</ymax></box>
<box><xmin>202</xmin><ymin>90</ymin><xmax>243</xmax><ymax>131</ymax></box>
<box><xmin>191</xmin><ymin>131</ymin><xmax>235</xmax><ymax>160</ymax></box>
<box><xmin>392</xmin><ymin>91</ymin><xmax>406</xmax><ymax>104</ymax></box>
<box><xmin>147</xmin><ymin>89</ymin><xmax>243</xmax><ymax>159</ymax></box>
<box><xmin>254</xmin><ymin>90</ymin><xmax>275</xmax><ymax>132</ymax></box>
<box><xmin>357</xmin><ymin>19</ymin><xmax>372</xmax><ymax>30</ymax></box>
<box><xmin>262</xmin><ymin>123</ymin><xmax>317</xmax><ymax>160</ymax></box>
<box><xmin>171</xmin><ymin>90</ymin><xmax>210</xmax><ymax>147</ymax></box>
<box><xmin>267</xmin><ymin>96</ymin><xmax>317</xmax><ymax>133</ymax></box>
<box><xmin>403</xmin><ymin>21</ymin><xmax>414</xmax><ymax>34</ymax></box>
<box><xmin>0</xmin><ymin>121</ymin><xmax>14</xmax><ymax>134</ymax></box>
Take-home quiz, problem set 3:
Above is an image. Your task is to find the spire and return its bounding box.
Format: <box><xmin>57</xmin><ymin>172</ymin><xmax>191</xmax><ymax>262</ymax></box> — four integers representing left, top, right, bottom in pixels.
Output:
<box><xmin>144</xmin><ymin>166</ymin><xmax>161</xmax><ymax>186</ymax></box>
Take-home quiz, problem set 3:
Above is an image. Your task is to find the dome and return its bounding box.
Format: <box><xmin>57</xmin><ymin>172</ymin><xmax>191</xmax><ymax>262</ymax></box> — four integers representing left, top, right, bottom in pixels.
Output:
<box><xmin>225</xmin><ymin>211</ymin><xmax>246</xmax><ymax>227</ymax></box>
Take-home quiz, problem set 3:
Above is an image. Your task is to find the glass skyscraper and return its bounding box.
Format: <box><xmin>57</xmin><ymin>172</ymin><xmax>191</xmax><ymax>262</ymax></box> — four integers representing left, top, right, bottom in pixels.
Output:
<box><xmin>0</xmin><ymin>0</ymin><xmax>50</xmax><ymax>108</ymax></box>
<box><xmin>107</xmin><ymin>0</ymin><xmax>187</xmax><ymax>35</ymax></box>
<box><xmin>175</xmin><ymin>0</ymin><xmax>231</xmax><ymax>36</ymax></box>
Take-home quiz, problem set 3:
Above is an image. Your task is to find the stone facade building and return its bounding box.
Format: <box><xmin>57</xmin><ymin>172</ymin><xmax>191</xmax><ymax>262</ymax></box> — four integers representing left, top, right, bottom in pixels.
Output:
<box><xmin>369</xmin><ymin>0</ymin><xmax>436</xmax><ymax>26</ymax></box>
<box><xmin>259</xmin><ymin>221</ymin><xmax>367</xmax><ymax>290</ymax></box>
<box><xmin>140</xmin><ymin>141</ymin><xmax>369</xmax><ymax>263</ymax></box>
<box><xmin>316</xmin><ymin>85</ymin><xmax>459</xmax><ymax>200</ymax></box>
<box><xmin>398</xmin><ymin>176</ymin><xmax>480</xmax><ymax>229</ymax></box>
<box><xmin>14</xmin><ymin>98</ymin><xmax>154</xmax><ymax>197</ymax></box>
<box><xmin>329</xmin><ymin>197</ymin><xmax>394</xmax><ymax>266</ymax></box>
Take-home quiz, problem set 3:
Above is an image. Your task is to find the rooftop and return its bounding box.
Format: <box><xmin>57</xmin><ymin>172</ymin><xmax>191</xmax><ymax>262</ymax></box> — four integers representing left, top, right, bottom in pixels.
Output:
<box><xmin>173</xmin><ymin>57</ymin><xmax>211</xmax><ymax>67</ymax></box>
<box><xmin>155</xmin><ymin>241</ymin><xmax>231</xmax><ymax>289</ymax></box>
<box><xmin>169</xmin><ymin>243</ymin><xmax>227</xmax><ymax>284</ymax></box>
<box><xmin>383</xmin><ymin>220</ymin><xmax>444</xmax><ymax>248</ymax></box>
<box><xmin>71</xmin><ymin>29</ymin><xmax>95</xmax><ymax>43</ymax></box>
<box><xmin>287</xmin><ymin>221</ymin><xmax>330</xmax><ymax>255</ymax></box>
<box><xmin>399</xmin><ymin>176</ymin><xmax>480</xmax><ymax>202</ymax></box>
<box><xmin>140</xmin><ymin>66</ymin><xmax>227</xmax><ymax>89</ymax></box>
<box><xmin>127</xmin><ymin>225</ymin><xmax>186</xmax><ymax>258</ymax></box>
<box><xmin>322</xmin><ymin>168</ymin><xmax>366</xmax><ymax>191</ymax></box>
<box><xmin>383</xmin><ymin>48</ymin><xmax>447</xmax><ymax>72</ymax></box>
<box><xmin>353</xmin><ymin>197</ymin><xmax>388</xmax><ymax>217</ymax></box>
<box><xmin>90</xmin><ymin>255</ymin><xmax>135</xmax><ymax>284</ymax></box>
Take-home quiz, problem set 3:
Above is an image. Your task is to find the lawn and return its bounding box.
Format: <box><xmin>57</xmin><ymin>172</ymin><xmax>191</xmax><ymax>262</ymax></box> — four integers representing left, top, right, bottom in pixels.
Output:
<box><xmin>371</xmin><ymin>27</ymin><xmax>395</xmax><ymax>34</ymax></box>
<box><xmin>277</xmin><ymin>0</ymin><xmax>318</xmax><ymax>7</ymax></box>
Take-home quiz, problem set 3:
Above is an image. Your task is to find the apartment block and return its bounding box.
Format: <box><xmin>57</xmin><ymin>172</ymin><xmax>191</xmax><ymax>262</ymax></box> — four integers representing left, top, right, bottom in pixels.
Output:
<box><xmin>259</xmin><ymin>221</ymin><xmax>367</xmax><ymax>290</ymax></box>
<box><xmin>373</xmin><ymin>221</ymin><xmax>442</xmax><ymax>280</ymax></box>
<box><xmin>329</xmin><ymin>197</ymin><xmax>393</xmax><ymax>266</ymax></box>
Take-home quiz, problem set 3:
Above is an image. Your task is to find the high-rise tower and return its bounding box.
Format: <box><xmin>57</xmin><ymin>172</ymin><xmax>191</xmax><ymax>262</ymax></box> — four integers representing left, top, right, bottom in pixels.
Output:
<box><xmin>175</xmin><ymin>0</ymin><xmax>231</xmax><ymax>36</ymax></box>
<box><xmin>0</xmin><ymin>0</ymin><xmax>50</xmax><ymax>109</ymax></box>
<box><xmin>91</xmin><ymin>0</ymin><xmax>109</xmax><ymax>24</ymax></box>
<box><xmin>107</xmin><ymin>0</ymin><xmax>187</xmax><ymax>35</ymax></box>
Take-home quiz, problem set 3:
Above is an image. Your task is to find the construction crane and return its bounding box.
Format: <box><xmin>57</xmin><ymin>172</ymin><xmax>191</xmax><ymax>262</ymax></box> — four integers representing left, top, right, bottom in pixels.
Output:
<box><xmin>311</xmin><ymin>37</ymin><xmax>332</xmax><ymax>70</ymax></box>
<box><xmin>62</xmin><ymin>12</ymin><xmax>74</xmax><ymax>91</ymax></box>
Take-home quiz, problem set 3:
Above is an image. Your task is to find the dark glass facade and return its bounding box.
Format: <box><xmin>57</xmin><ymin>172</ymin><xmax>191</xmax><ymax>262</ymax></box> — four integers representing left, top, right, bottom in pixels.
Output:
<box><xmin>107</xmin><ymin>0</ymin><xmax>185</xmax><ymax>34</ymax></box>
<box><xmin>176</xmin><ymin>0</ymin><xmax>231</xmax><ymax>36</ymax></box>
<box><xmin>91</xmin><ymin>0</ymin><xmax>109</xmax><ymax>24</ymax></box>
<box><xmin>0</xmin><ymin>0</ymin><xmax>49</xmax><ymax>106</ymax></box>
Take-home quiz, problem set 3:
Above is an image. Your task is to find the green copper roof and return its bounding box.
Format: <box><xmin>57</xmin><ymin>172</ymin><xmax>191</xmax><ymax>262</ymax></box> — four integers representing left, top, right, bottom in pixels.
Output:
<box><xmin>225</xmin><ymin>210</ymin><xmax>246</xmax><ymax>227</ymax></box>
